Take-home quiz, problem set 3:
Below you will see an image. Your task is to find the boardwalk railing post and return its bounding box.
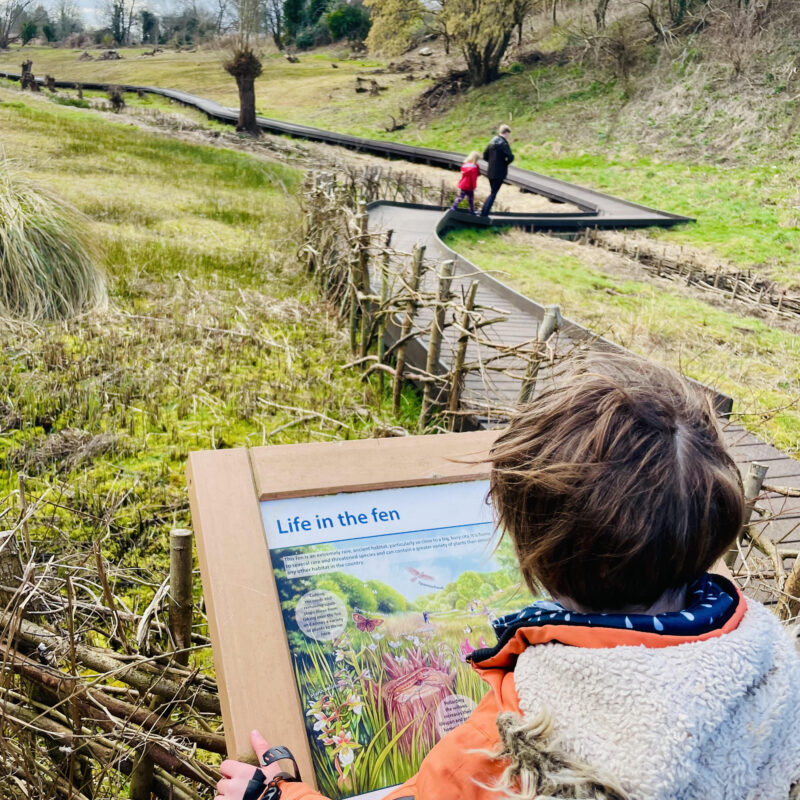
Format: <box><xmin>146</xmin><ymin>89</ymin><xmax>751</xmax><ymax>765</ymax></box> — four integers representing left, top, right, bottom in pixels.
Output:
<box><xmin>392</xmin><ymin>244</ymin><xmax>425</xmax><ymax>414</ymax></box>
<box><xmin>725</xmin><ymin>461</ymin><xmax>768</xmax><ymax>569</ymax></box>
<box><xmin>518</xmin><ymin>304</ymin><xmax>562</xmax><ymax>405</ymax></box>
<box><xmin>447</xmin><ymin>280</ymin><xmax>479</xmax><ymax>431</ymax></box>
<box><xmin>168</xmin><ymin>528</ymin><xmax>194</xmax><ymax>667</ymax></box>
<box><xmin>378</xmin><ymin>229</ymin><xmax>393</xmax><ymax>396</ymax></box>
<box><xmin>356</xmin><ymin>203</ymin><xmax>372</xmax><ymax>358</ymax></box>
<box><xmin>419</xmin><ymin>260</ymin><xmax>455</xmax><ymax>429</ymax></box>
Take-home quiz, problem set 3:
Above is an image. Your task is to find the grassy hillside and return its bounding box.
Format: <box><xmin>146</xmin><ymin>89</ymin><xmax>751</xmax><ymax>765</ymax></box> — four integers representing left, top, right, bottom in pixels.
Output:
<box><xmin>2</xmin><ymin>33</ymin><xmax>798</xmax><ymax>286</ymax></box>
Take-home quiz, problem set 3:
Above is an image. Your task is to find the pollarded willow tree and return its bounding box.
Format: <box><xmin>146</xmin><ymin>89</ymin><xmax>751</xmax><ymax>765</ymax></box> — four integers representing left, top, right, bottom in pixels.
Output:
<box><xmin>224</xmin><ymin>0</ymin><xmax>262</xmax><ymax>135</ymax></box>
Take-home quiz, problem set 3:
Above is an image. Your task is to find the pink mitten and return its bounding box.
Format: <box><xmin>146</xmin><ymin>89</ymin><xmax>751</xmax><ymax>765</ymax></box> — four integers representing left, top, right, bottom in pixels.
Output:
<box><xmin>215</xmin><ymin>730</ymin><xmax>281</xmax><ymax>800</ymax></box>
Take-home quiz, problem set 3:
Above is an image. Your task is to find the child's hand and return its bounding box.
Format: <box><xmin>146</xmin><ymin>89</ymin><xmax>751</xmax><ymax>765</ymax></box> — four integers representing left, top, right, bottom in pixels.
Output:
<box><xmin>215</xmin><ymin>730</ymin><xmax>282</xmax><ymax>799</ymax></box>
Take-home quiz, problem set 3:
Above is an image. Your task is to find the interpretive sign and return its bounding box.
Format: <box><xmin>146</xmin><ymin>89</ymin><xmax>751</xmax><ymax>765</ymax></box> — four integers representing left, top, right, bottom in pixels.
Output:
<box><xmin>187</xmin><ymin>429</ymin><xmax>535</xmax><ymax>799</ymax></box>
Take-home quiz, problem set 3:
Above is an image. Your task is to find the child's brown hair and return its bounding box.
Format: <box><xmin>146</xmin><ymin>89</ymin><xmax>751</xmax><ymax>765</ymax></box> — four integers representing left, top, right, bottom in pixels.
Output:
<box><xmin>489</xmin><ymin>354</ymin><xmax>745</xmax><ymax>610</ymax></box>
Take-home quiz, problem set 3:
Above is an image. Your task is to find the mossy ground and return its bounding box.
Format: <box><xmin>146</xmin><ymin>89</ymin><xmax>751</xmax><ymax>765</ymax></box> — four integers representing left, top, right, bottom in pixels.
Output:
<box><xmin>0</xmin><ymin>90</ymin><xmax>419</xmax><ymax>623</ymax></box>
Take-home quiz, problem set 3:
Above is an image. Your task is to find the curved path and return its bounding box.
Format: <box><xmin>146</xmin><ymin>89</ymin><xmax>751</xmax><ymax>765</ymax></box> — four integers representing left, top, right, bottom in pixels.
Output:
<box><xmin>0</xmin><ymin>71</ymin><xmax>690</xmax><ymax>230</ymax></box>
<box><xmin>3</xmin><ymin>71</ymin><xmax>797</xmax><ymax>555</ymax></box>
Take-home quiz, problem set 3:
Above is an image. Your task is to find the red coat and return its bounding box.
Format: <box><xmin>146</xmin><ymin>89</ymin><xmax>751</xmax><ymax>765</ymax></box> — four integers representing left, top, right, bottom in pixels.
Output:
<box><xmin>458</xmin><ymin>162</ymin><xmax>479</xmax><ymax>192</ymax></box>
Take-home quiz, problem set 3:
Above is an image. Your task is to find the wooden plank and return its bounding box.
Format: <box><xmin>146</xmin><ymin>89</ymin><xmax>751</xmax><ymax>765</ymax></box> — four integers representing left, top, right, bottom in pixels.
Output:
<box><xmin>249</xmin><ymin>430</ymin><xmax>500</xmax><ymax>501</ymax></box>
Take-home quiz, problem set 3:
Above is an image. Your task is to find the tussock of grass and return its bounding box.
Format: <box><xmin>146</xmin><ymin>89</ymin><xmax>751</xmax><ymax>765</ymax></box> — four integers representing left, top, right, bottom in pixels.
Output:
<box><xmin>0</xmin><ymin>161</ymin><xmax>106</xmax><ymax>320</ymax></box>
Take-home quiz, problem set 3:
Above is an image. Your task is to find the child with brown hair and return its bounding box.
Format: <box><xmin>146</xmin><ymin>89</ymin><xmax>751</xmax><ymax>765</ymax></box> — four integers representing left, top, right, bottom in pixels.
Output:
<box><xmin>449</xmin><ymin>151</ymin><xmax>481</xmax><ymax>214</ymax></box>
<box><xmin>216</xmin><ymin>354</ymin><xmax>800</xmax><ymax>800</ymax></box>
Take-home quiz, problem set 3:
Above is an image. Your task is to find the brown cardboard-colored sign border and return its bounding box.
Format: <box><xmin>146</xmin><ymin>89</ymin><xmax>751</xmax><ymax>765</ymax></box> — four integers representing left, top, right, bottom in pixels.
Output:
<box><xmin>186</xmin><ymin>430</ymin><xmax>500</xmax><ymax>775</ymax></box>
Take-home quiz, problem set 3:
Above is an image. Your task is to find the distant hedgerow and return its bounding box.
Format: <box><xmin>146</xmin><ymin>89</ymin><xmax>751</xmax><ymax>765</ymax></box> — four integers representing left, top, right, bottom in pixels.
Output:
<box><xmin>0</xmin><ymin>163</ymin><xmax>106</xmax><ymax>321</ymax></box>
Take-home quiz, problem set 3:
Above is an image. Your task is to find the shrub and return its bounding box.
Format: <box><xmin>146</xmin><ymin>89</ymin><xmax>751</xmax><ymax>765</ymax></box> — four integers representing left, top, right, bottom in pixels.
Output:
<box><xmin>326</xmin><ymin>2</ymin><xmax>371</xmax><ymax>42</ymax></box>
<box><xmin>20</xmin><ymin>21</ymin><xmax>37</xmax><ymax>44</ymax></box>
<box><xmin>0</xmin><ymin>163</ymin><xmax>106</xmax><ymax>321</ymax></box>
<box><xmin>295</xmin><ymin>20</ymin><xmax>331</xmax><ymax>49</ymax></box>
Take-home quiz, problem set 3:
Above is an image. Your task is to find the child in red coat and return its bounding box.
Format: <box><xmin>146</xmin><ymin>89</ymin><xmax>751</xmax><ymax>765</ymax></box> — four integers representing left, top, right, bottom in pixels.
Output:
<box><xmin>450</xmin><ymin>151</ymin><xmax>480</xmax><ymax>214</ymax></box>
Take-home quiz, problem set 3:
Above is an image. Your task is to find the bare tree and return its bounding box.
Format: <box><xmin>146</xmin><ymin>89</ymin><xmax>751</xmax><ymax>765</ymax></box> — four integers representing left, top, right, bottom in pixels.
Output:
<box><xmin>214</xmin><ymin>0</ymin><xmax>232</xmax><ymax>34</ymax></box>
<box><xmin>49</xmin><ymin>0</ymin><xmax>83</xmax><ymax>37</ymax></box>
<box><xmin>224</xmin><ymin>0</ymin><xmax>262</xmax><ymax>135</ymax></box>
<box><xmin>105</xmin><ymin>0</ymin><xmax>137</xmax><ymax>43</ymax></box>
<box><xmin>260</xmin><ymin>0</ymin><xmax>282</xmax><ymax>49</ymax></box>
<box><xmin>0</xmin><ymin>0</ymin><xmax>33</xmax><ymax>47</ymax></box>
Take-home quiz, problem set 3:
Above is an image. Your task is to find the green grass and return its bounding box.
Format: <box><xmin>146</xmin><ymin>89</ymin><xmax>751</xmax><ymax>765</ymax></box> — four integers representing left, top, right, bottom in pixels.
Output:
<box><xmin>0</xmin><ymin>89</ymin><xmax>420</xmax><ymax>596</ymax></box>
<box><xmin>446</xmin><ymin>226</ymin><xmax>800</xmax><ymax>454</ymax></box>
<box><xmin>3</xmin><ymin>46</ymin><xmax>798</xmax><ymax>284</ymax></box>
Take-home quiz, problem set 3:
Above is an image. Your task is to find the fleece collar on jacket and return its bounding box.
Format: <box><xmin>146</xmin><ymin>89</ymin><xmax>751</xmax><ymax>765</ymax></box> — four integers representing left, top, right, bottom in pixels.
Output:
<box><xmin>512</xmin><ymin>597</ymin><xmax>800</xmax><ymax>799</ymax></box>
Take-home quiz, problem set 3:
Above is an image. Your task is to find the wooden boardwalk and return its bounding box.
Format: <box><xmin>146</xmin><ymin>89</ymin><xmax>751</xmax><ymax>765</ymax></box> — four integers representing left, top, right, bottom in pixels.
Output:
<box><xmin>366</xmin><ymin>203</ymin><xmax>800</xmax><ymax>563</ymax></box>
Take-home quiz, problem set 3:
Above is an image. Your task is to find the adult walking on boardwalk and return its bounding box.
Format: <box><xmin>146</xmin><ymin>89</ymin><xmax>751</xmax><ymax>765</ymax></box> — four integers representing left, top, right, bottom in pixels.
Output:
<box><xmin>480</xmin><ymin>124</ymin><xmax>514</xmax><ymax>217</ymax></box>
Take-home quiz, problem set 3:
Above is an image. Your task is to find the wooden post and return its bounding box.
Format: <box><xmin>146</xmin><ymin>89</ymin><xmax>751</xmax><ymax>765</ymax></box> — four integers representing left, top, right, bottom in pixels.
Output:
<box><xmin>378</xmin><ymin>230</ymin><xmax>393</xmax><ymax>395</ymax></box>
<box><xmin>419</xmin><ymin>260</ymin><xmax>455</xmax><ymax>429</ymax></box>
<box><xmin>168</xmin><ymin>529</ymin><xmax>193</xmax><ymax>667</ymax></box>
<box><xmin>518</xmin><ymin>304</ymin><xmax>562</xmax><ymax>405</ymax></box>
<box><xmin>392</xmin><ymin>245</ymin><xmax>425</xmax><ymax>414</ymax></box>
<box><xmin>129</xmin><ymin>749</ymin><xmax>154</xmax><ymax>800</ymax></box>
<box><xmin>725</xmin><ymin>461</ymin><xmax>768</xmax><ymax>569</ymax></box>
<box><xmin>447</xmin><ymin>280</ymin><xmax>479</xmax><ymax>430</ymax></box>
<box><xmin>18</xmin><ymin>473</ymin><xmax>31</xmax><ymax>561</ymax></box>
<box><xmin>356</xmin><ymin>204</ymin><xmax>372</xmax><ymax>358</ymax></box>
<box><xmin>0</xmin><ymin>531</ymin><xmax>23</xmax><ymax>608</ymax></box>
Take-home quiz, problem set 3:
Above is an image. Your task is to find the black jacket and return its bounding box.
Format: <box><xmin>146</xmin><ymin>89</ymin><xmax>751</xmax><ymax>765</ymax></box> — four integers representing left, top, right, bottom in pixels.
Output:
<box><xmin>483</xmin><ymin>135</ymin><xmax>514</xmax><ymax>181</ymax></box>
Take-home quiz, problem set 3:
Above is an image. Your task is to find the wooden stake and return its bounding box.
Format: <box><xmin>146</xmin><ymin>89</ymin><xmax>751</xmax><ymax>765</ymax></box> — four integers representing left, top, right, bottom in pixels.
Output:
<box><xmin>17</xmin><ymin>474</ymin><xmax>31</xmax><ymax>561</ymax></box>
<box><xmin>378</xmin><ymin>229</ymin><xmax>393</xmax><ymax>396</ymax></box>
<box><xmin>725</xmin><ymin>461</ymin><xmax>768</xmax><ymax>569</ymax></box>
<box><xmin>130</xmin><ymin>749</ymin><xmax>155</xmax><ymax>800</ymax></box>
<box><xmin>419</xmin><ymin>260</ymin><xmax>455</xmax><ymax>429</ymax></box>
<box><xmin>168</xmin><ymin>529</ymin><xmax>194</xmax><ymax>667</ymax></box>
<box><xmin>356</xmin><ymin>204</ymin><xmax>372</xmax><ymax>357</ymax></box>
<box><xmin>447</xmin><ymin>280</ymin><xmax>479</xmax><ymax>430</ymax></box>
<box><xmin>519</xmin><ymin>305</ymin><xmax>562</xmax><ymax>405</ymax></box>
<box><xmin>0</xmin><ymin>531</ymin><xmax>23</xmax><ymax>608</ymax></box>
<box><xmin>392</xmin><ymin>244</ymin><xmax>425</xmax><ymax>414</ymax></box>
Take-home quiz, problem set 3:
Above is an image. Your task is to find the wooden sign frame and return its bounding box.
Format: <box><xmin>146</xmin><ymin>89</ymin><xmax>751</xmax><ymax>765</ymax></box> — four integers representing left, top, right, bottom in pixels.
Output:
<box><xmin>186</xmin><ymin>429</ymin><xmax>499</xmax><ymax>776</ymax></box>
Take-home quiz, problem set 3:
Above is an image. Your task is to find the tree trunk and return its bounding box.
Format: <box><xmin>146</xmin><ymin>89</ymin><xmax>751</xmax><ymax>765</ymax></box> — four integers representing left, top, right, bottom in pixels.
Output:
<box><xmin>594</xmin><ymin>0</ymin><xmax>610</xmax><ymax>29</ymax></box>
<box><xmin>235</xmin><ymin>74</ymin><xmax>259</xmax><ymax>135</ymax></box>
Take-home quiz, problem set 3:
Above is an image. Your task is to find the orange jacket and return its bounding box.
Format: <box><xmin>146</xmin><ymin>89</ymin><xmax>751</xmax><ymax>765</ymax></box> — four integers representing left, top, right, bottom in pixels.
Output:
<box><xmin>283</xmin><ymin>588</ymin><xmax>746</xmax><ymax>800</ymax></box>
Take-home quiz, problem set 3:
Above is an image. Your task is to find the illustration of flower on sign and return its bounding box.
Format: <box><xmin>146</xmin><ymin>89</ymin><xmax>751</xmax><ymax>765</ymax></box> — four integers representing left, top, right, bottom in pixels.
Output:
<box><xmin>346</xmin><ymin>693</ymin><xmax>363</xmax><ymax>715</ymax></box>
<box><xmin>306</xmin><ymin>689</ymin><xmax>364</xmax><ymax>785</ymax></box>
<box><xmin>326</xmin><ymin>731</ymin><xmax>360</xmax><ymax>781</ymax></box>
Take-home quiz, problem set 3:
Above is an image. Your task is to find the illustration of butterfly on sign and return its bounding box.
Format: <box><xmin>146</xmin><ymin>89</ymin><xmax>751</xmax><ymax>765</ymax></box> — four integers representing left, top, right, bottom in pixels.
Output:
<box><xmin>352</xmin><ymin>611</ymin><xmax>383</xmax><ymax>633</ymax></box>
